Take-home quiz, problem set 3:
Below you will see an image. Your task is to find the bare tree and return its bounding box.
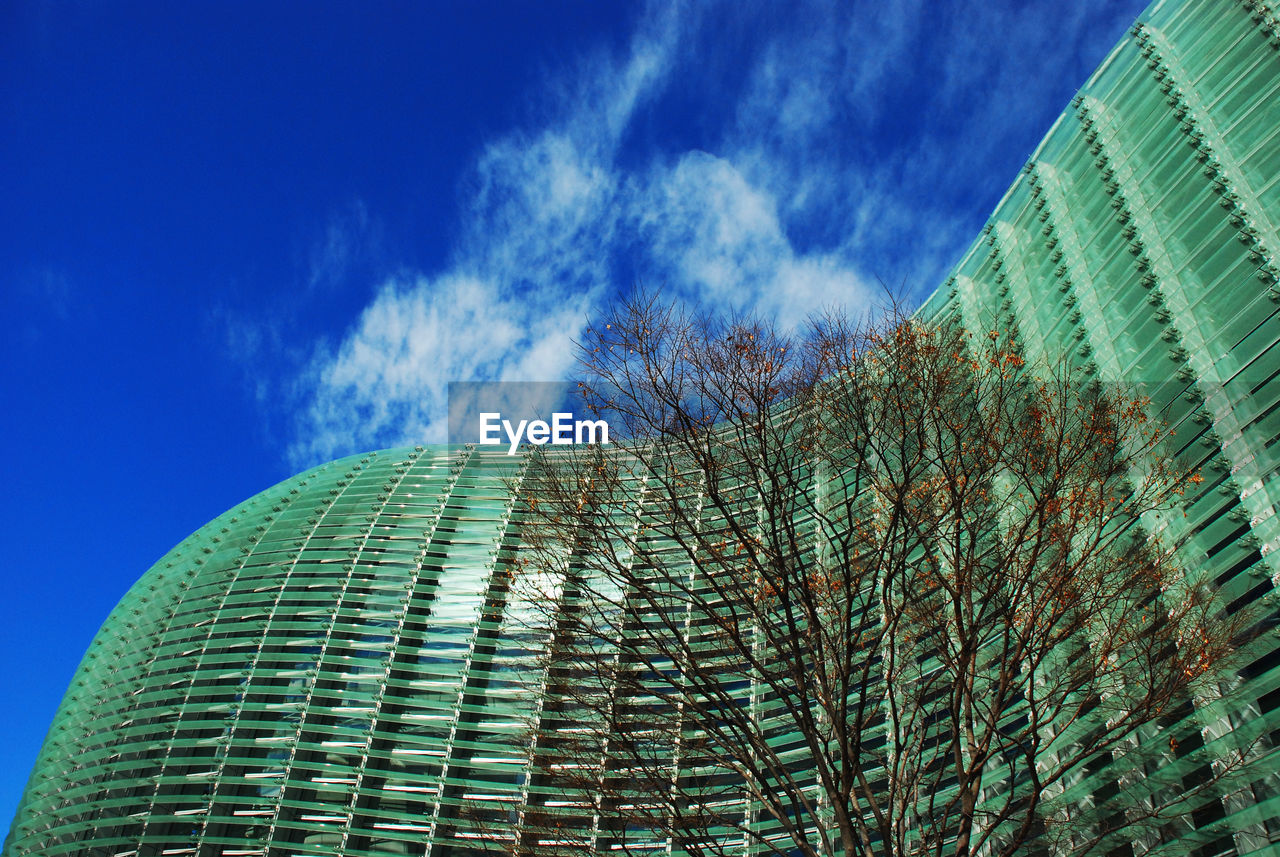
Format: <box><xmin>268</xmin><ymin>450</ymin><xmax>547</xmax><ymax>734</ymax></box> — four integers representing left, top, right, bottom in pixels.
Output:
<box><xmin>505</xmin><ymin>291</ymin><xmax>1258</xmax><ymax>857</ymax></box>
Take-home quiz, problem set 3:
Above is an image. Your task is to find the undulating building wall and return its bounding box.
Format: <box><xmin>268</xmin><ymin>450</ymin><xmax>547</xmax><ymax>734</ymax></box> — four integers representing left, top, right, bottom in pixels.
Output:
<box><xmin>920</xmin><ymin>0</ymin><xmax>1280</xmax><ymax>851</ymax></box>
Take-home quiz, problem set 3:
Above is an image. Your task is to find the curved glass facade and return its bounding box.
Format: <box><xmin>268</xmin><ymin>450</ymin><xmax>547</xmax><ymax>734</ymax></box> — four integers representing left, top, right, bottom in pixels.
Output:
<box><xmin>4</xmin><ymin>447</ymin><xmax>552</xmax><ymax>856</ymax></box>
<box><xmin>7</xmin><ymin>0</ymin><xmax>1280</xmax><ymax>853</ymax></box>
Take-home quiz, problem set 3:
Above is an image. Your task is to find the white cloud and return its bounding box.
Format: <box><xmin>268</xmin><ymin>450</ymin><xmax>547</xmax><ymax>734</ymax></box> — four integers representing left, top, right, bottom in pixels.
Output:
<box><xmin>289</xmin><ymin>273</ymin><xmax>593</xmax><ymax>467</ymax></box>
<box><xmin>307</xmin><ymin>201</ymin><xmax>380</xmax><ymax>294</ymax></box>
<box><xmin>286</xmin><ymin>0</ymin><xmax>1146</xmax><ymax>467</ymax></box>
<box><xmin>633</xmin><ymin>152</ymin><xmax>870</xmax><ymax>327</ymax></box>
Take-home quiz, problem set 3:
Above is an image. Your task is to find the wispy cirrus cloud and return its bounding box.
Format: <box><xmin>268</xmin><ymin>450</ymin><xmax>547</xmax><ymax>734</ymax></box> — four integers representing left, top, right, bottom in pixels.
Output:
<box><xmin>306</xmin><ymin>201</ymin><xmax>384</xmax><ymax>295</ymax></box>
<box><xmin>283</xmin><ymin>0</ymin><xmax>1145</xmax><ymax>467</ymax></box>
<box><xmin>287</xmin><ymin>273</ymin><xmax>595</xmax><ymax>466</ymax></box>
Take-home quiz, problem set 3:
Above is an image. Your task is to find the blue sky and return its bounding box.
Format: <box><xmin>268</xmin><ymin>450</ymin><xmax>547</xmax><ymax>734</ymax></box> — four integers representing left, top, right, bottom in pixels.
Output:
<box><xmin>1</xmin><ymin>0</ymin><xmax>1149</xmax><ymax>835</ymax></box>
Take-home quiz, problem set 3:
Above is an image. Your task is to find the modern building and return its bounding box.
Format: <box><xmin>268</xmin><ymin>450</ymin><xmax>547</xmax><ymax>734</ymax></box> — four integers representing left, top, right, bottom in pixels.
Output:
<box><xmin>7</xmin><ymin>0</ymin><xmax>1280</xmax><ymax>854</ymax></box>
